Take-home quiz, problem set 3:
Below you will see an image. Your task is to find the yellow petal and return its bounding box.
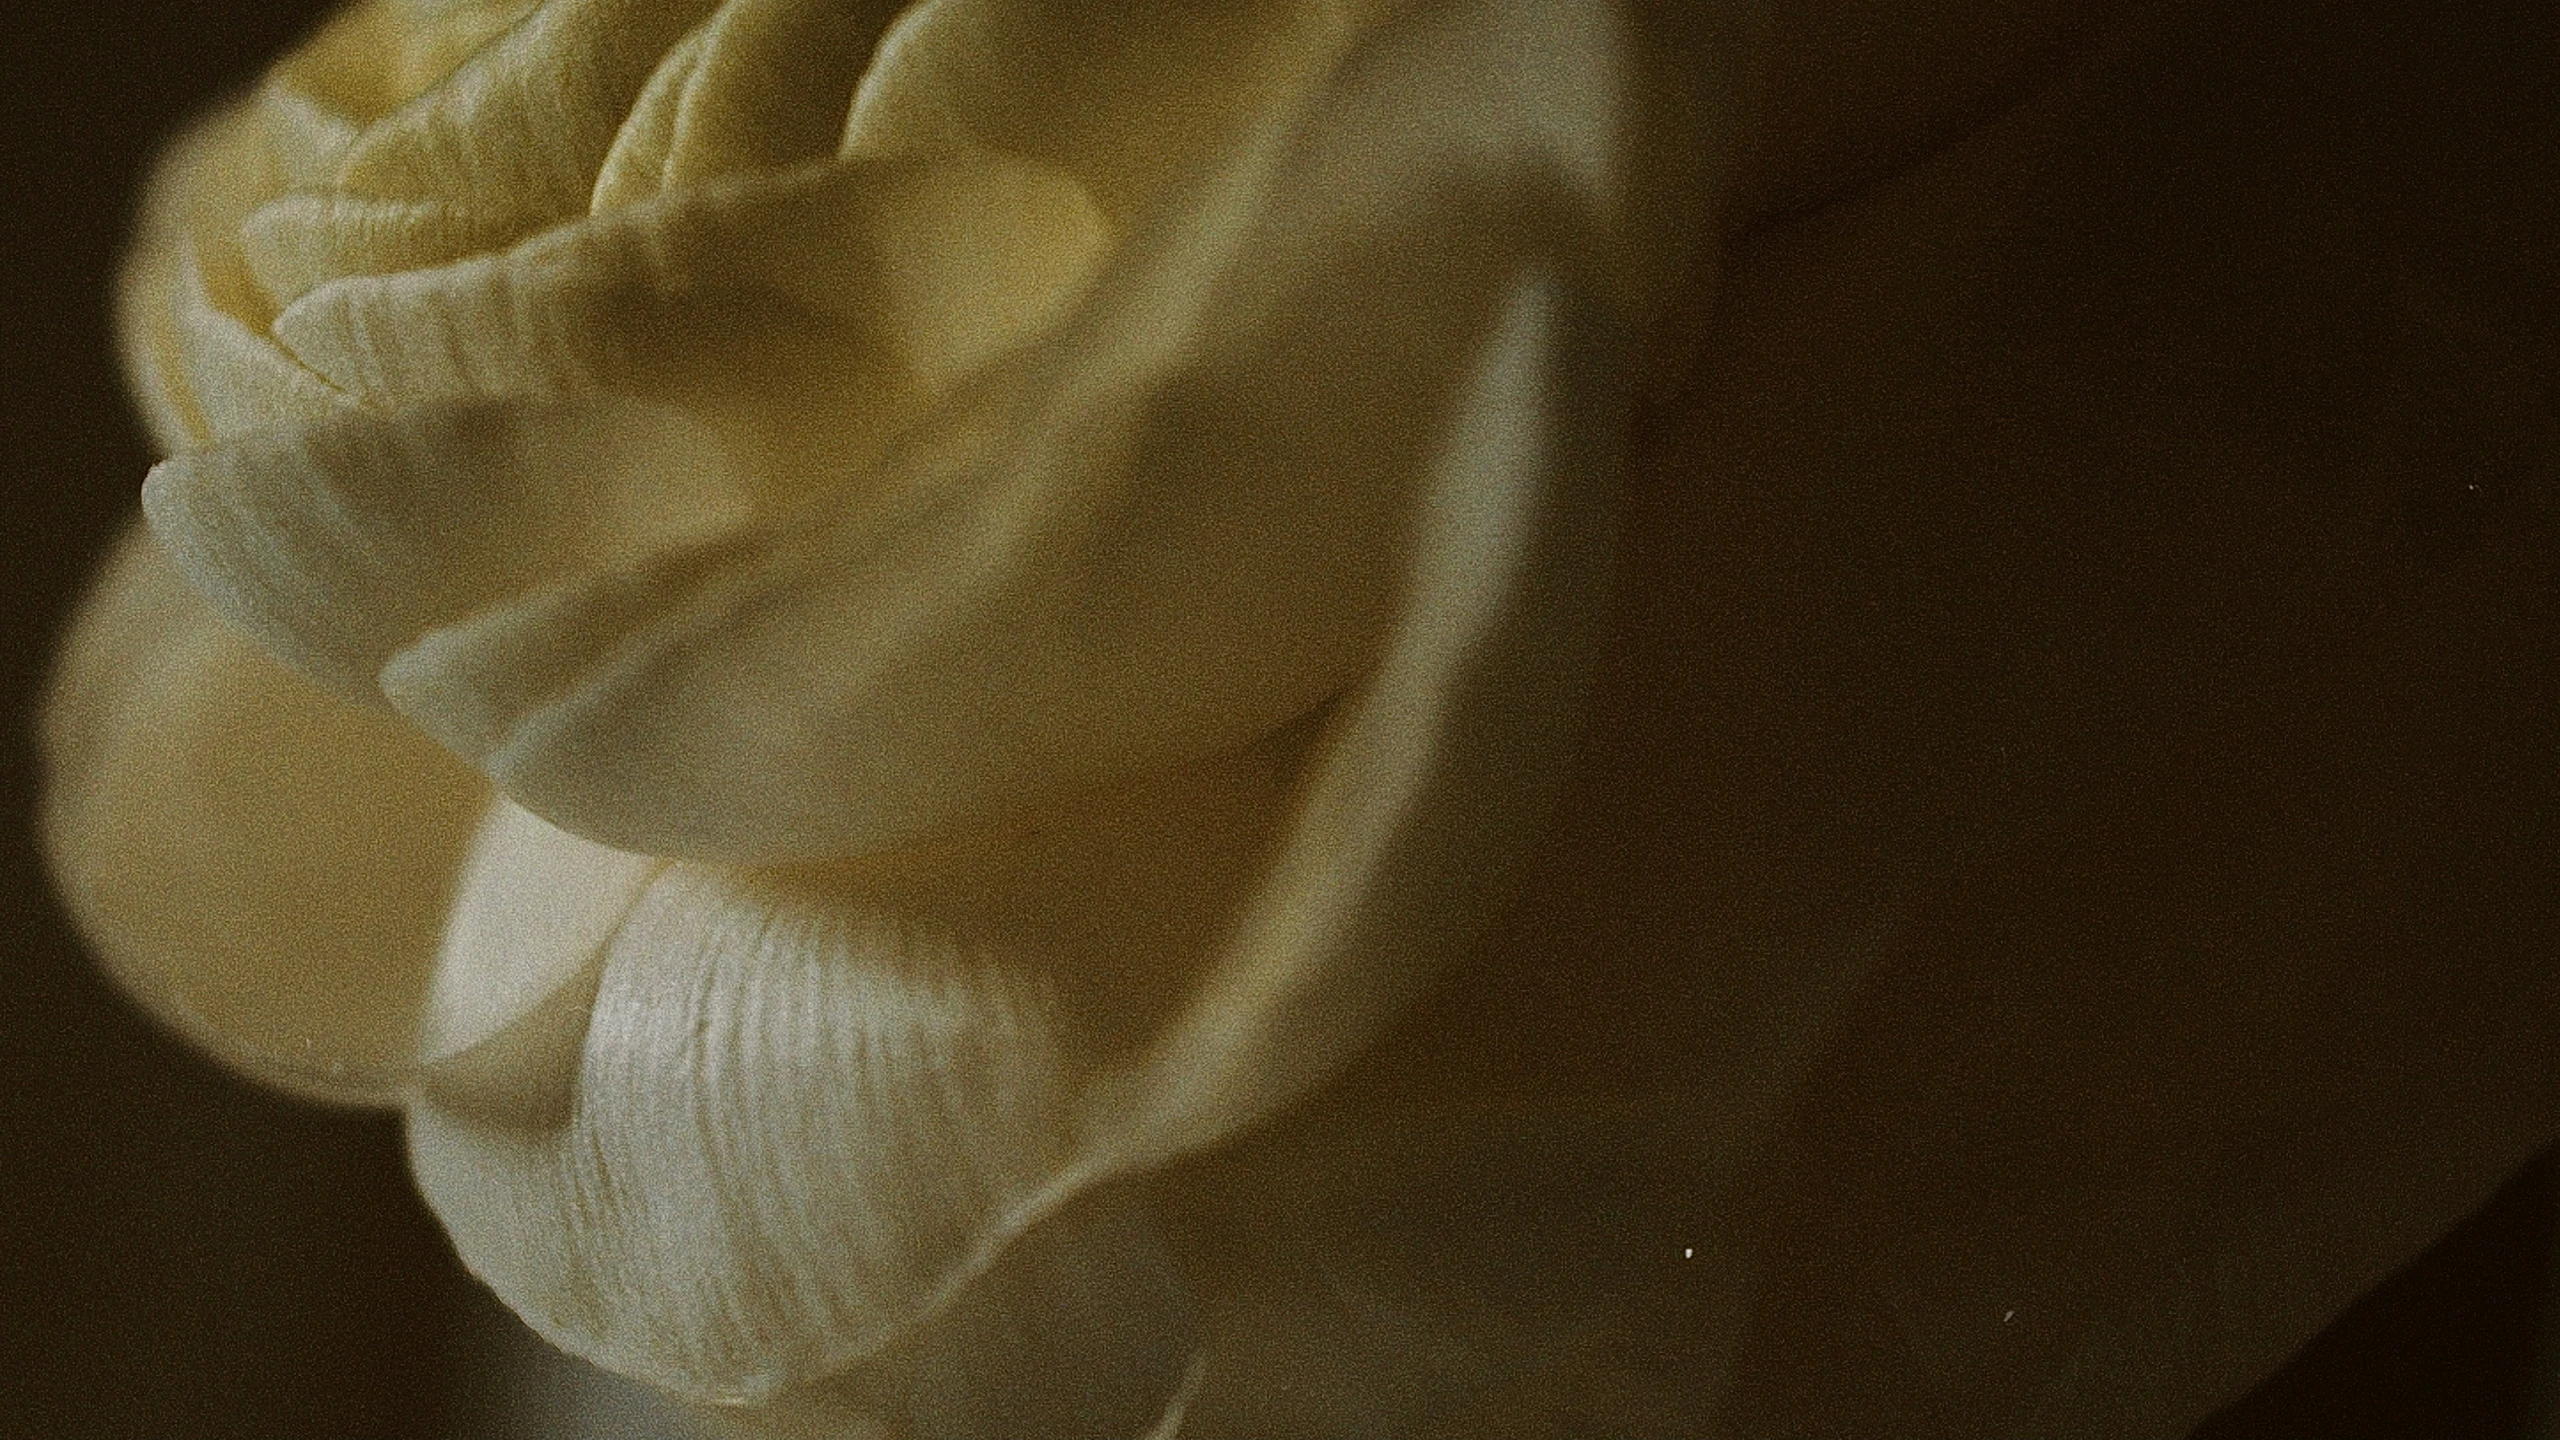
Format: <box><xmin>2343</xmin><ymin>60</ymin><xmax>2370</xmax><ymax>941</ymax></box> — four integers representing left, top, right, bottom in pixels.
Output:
<box><xmin>141</xmin><ymin>397</ymin><xmax>751</xmax><ymax>702</ymax></box>
<box><xmin>410</xmin><ymin>260</ymin><xmax>1612</xmax><ymax>1423</ymax></box>
<box><xmin>266</xmin><ymin>149</ymin><xmax>1103</xmax><ymax>409</ymax></box>
<box><xmin>333</xmin><ymin>0</ymin><xmax>727</xmax><ymax>237</ymax></box>
<box><xmin>654</xmin><ymin>0</ymin><xmax>903</xmax><ymax>194</ymax></box>
<box><xmin>376</xmin><ymin>0</ymin><xmax>1640</xmax><ymax>863</ymax></box>
<box><xmin>116</xmin><ymin>101</ymin><xmax>353</xmax><ymax>449</ymax></box>
<box><xmin>406</xmin><ymin>712</ymin><xmax>1296</xmax><ymax>1402</ymax></box>
<box><xmin>237</xmin><ymin>193</ymin><xmax>528</xmax><ymax>311</ymax></box>
<box><xmin>588</xmin><ymin>20</ymin><xmax>713</xmax><ymax>213</ymax></box>
<box><xmin>38</xmin><ymin>526</ymin><xmax>487</xmax><ymax>1104</ymax></box>
<box><xmin>841</xmin><ymin>0</ymin><xmax>1365</xmax><ymax>225</ymax></box>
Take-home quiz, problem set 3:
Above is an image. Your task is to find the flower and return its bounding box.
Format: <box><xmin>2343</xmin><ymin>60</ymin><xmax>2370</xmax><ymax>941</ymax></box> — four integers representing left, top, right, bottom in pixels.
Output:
<box><xmin>49</xmin><ymin>0</ymin><xmax>2560</xmax><ymax>1434</ymax></box>
<box><xmin>43</xmin><ymin>0</ymin><xmax>1731</xmax><ymax>1430</ymax></box>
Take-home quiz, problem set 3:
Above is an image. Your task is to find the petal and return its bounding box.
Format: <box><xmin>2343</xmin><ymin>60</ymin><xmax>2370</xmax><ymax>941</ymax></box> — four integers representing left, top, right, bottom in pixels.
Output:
<box><xmin>840</xmin><ymin>0</ymin><xmax>1363</xmax><ymax>225</ymax></box>
<box><xmin>586</xmin><ymin>20</ymin><xmax>713</xmax><ymax>213</ymax></box>
<box><xmin>1153</xmin><ymin>1096</ymin><xmax>1738</xmax><ymax>1437</ymax></box>
<box><xmin>273</xmin><ymin>0</ymin><xmax>538</xmax><ymax>130</ymax></box>
<box><xmin>410</xmin><ymin>258</ymin><xmax>1614</xmax><ymax>1415</ymax></box>
<box><xmin>237</xmin><ymin>194</ymin><xmax>529</xmax><ymax>312</ymax></box>
<box><xmin>696</xmin><ymin>1197</ymin><xmax>1204</xmax><ymax>1440</ymax></box>
<box><xmin>377</xmin><ymin>0</ymin><xmax>1643</xmax><ymax>862</ymax></box>
<box><xmin>37</xmin><ymin>526</ymin><xmax>487</xmax><ymax>1104</ymax></box>
<box><xmin>406</xmin><ymin>733</ymin><xmax>1288</xmax><ymax>1400</ymax></box>
<box><xmin>264</xmin><ymin>149</ymin><xmax>1104</xmax><ymax>409</ymax></box>
<box><xmin>116</xmin><ymin>103</ymin><xmax>354</xmax><ymax>450</ymax></box>
<box><xmin>648</xmin><ymin>0</ymin><xmax>903</xmax><ymax>195</ymax></box>
<box><xmin>1550</xmin><ymin>3</ymin><xmax>2560</xmax><ymax>1429</ymax></box>
<box><xmin>141</xmin><ymin>396</ymin><xmax>753</xmax><ymax>701</ymax></box>
<box><xmin>169</xmin><ymin>238</ymin><xmax>360</xmax><ymax>438</ymax></box>
<box><xmin>146</xmin><ymin>153</ymin><xmax>1111</xmax><ymax>707</ymax></box>
<box><xmin>418</xmin><ymin>800</ymin><xmax>665</xmax><ymax>1126</ymax></box>
<box><xmin>413</xmin><ymin>848</ymin><xmax>1077</xmax><ymax>1402</ymax></box>
<box><xmin>114</xmin><ymin>207</ymin><xmax>211</xmax><ymax>455</ymax></box>
<box><xmin>1079</xmin><ymin>264</ymin><xmax>1626</xmax><ymax>1167</ymax></box>
<box><xmin>332</xmin><ymin>0</ymin><xmax>730</xmax><ymax>242</ymax></box>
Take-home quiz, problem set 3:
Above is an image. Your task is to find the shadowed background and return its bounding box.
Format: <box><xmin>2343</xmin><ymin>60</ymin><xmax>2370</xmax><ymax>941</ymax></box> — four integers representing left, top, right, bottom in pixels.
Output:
<box><xmin>0</xmin><ymin>0</ymin><xmax>2547</xmax><ymax>1435</ymax></box>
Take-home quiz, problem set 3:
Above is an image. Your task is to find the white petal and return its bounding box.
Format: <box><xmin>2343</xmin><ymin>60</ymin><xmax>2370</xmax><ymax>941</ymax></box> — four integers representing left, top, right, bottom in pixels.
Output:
<box><xmin>419</xmin><ymin>801</ymin><xmax>666</xmax><ymax>1126</ymax></box>
<box><xmin>377</xmin><ymin>0</ymin><xmax>1638</xmax><ymax>862</ymax></box>
<box><xmin>410</xmin><ymin>260</ymin><xmax>1613</xmax><ymax>1421</ymax></box>
<box><xmin>267</xmin><ymin>150</ymin><xmax>1104</xmax><ymax>408</ymax></box>
<box><xmin>115</xmin><ymin>101</ymin><xmax>355</xmax><ymax>449</ymax></box>
<box><xmin>171</xmin><ymin>238</ymin><xmax>359</xmax><ymax>437</ymax></box>
<box><xmin>142</xmin><ymin>397</ymin><xmax>752</xmax><ymax>702</ymax></box>
<box><xmin>237</xmin><ymin>193</ymin><xmax>527</xmax><ymax>312</ymax></box>
<box><xmin>841</xmin><ymin>0</ymin><xmax>1362</xmax><ymax>224</ymax></box>
<box><xmin>720</xmin><ymin>1198</ymin><xmax>1204</xmax><ymax>1440</ymax></box>
<box><xmin>652</xmin><ymin>0</ymin><xmax>902</xmax><ymax>193</ymax></box>
<box><xmin>409</xmin><ymin>726</ymin><xmax>1296</xmax><ymax>1403</ymax></box>
<box><xmin>334</xmin><ymin>0</ymin><xmax>726</xmax><ymax>235</ymax></box>
<box><xmin>1084</xmin><ymin>263</ymin><xmax>1626</xmax><ymax>1168</ymax></box>
<box><xmin>408</xmin><ymin>838</ymin><xmax>1087</xmax><ymax>1402</ymax></box>
<box><xmin>38</xmin><ymin>527</ymin><xmax>487</xmax><ymax>1103</ymax></box>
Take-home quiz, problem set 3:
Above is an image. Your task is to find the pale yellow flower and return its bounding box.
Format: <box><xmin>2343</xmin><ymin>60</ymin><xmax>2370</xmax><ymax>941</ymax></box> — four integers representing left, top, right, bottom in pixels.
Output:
<box><xmin>47</xmin><ymin>0</ymin><xmax>1731</xmax><ymax>1429</ymax></box>
<box><xmin>46</xmin><ymin>0</ymin><xmax>2560</xmax><ymax>1434</ymax></box>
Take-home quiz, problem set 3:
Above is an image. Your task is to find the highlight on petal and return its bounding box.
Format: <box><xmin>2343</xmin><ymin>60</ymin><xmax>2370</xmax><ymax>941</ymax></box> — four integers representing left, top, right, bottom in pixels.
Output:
<box><xmin>418</xmin><ymin>801</ymin><xmax>664</xmax><ymax>1126</ymax></box>
<box><xmin>410</xmin><ymin>852</ymin><xmax>1076</xmax><ymax>1403</ymax></box>
<box><xmin>371</xmin><ymin>0</ymin><xmax>1643</xmax><ymax>864</ymax></box>
<box><xmin>38</xmin><ymin>527</ymin><xmax>487</xmax><ymax>1104</ymax></box>
<box><xmin>408</xmin><ymin>719</ymin><xmax>1296</xmax><ymax>1394</ymax></box>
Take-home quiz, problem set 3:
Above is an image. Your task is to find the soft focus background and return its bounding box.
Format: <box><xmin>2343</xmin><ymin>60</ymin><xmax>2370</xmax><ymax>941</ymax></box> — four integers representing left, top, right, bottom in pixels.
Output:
<box><xmin>0</xmin><ymin>0</ymin><xmax>2549</xmax><ymax>1435</ymax></box>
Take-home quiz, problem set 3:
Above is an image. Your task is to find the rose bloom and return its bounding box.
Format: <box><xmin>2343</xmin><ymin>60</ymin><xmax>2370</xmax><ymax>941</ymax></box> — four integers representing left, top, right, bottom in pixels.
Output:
<box><xmin>38</xmin><ymin>0</ymin><xmax>2560</xmax><ymax>1435</ymax></box>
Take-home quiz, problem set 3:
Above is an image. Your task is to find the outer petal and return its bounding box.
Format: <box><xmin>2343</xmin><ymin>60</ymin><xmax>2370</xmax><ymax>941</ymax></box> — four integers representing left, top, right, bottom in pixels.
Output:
<box><xmin>1694</xmin><ymin>3</ymin><xmax>2560</xmax><ymax>1430</ymax></box>
<box><xmin>368</xmin><ymin>0</ymin><xmax>1656</xmax><ymax>862</ymax></box>
<box><xmin>405</xmin><ymin>750</ymin><xmax>1276</xmax><ymax>1406</ymax></box>
<box><xmin>38</xmin><ymin>526</ymin><xmax>487</xmax><ymax>1103</ymax></box>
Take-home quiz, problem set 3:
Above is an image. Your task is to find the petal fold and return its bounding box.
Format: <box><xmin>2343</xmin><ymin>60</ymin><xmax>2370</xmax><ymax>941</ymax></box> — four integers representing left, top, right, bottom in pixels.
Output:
<box><xmin>407</xmin><ymin>258</ymin><xmax>1616</xmax><ymax>1416</ymax></box>
<box><xmin>333</xmin><ymin>0</ymin><xmax>726</xmax><ymax>246</ymax></box>
<box><xmin>267</xmin><ymin>149</ymin><xmax>1104</xmax><ymax>411</ymax></box>
<box><xmin>379</xmin><ymin>0</ymin><xmax>1635</xmax><ymax>862</ymax></box>
<box><xmin>408</xmin><ymin>732</ymin><xmax>1295</xmax><ymax>1401</ymax></box>
<box><xmin>142</xmin><ymin>397</ymin><xmax>751</xmax><ymax>701</ymax></box>
<box><xmin>841</xmin><ymin>0</ymin><xmax>1362</xmax><ymax>225</ymax></box>
<box><xmin>654</xmin><ymin>0</ymin><xmax>902</xmax><ymax>193</ymax></box>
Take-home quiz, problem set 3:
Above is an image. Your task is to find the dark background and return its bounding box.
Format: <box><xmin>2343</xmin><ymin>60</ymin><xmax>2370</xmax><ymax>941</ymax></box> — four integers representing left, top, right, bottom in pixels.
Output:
<box><xmin>0</xmin><ymin>3</ymin><xmax>469</xmax><ymax>1434</ymax></box>
<box><xmin>0</xmin><ymin>1</ymin><xmax>2547</xmax><ymax>1435</ymax></box>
